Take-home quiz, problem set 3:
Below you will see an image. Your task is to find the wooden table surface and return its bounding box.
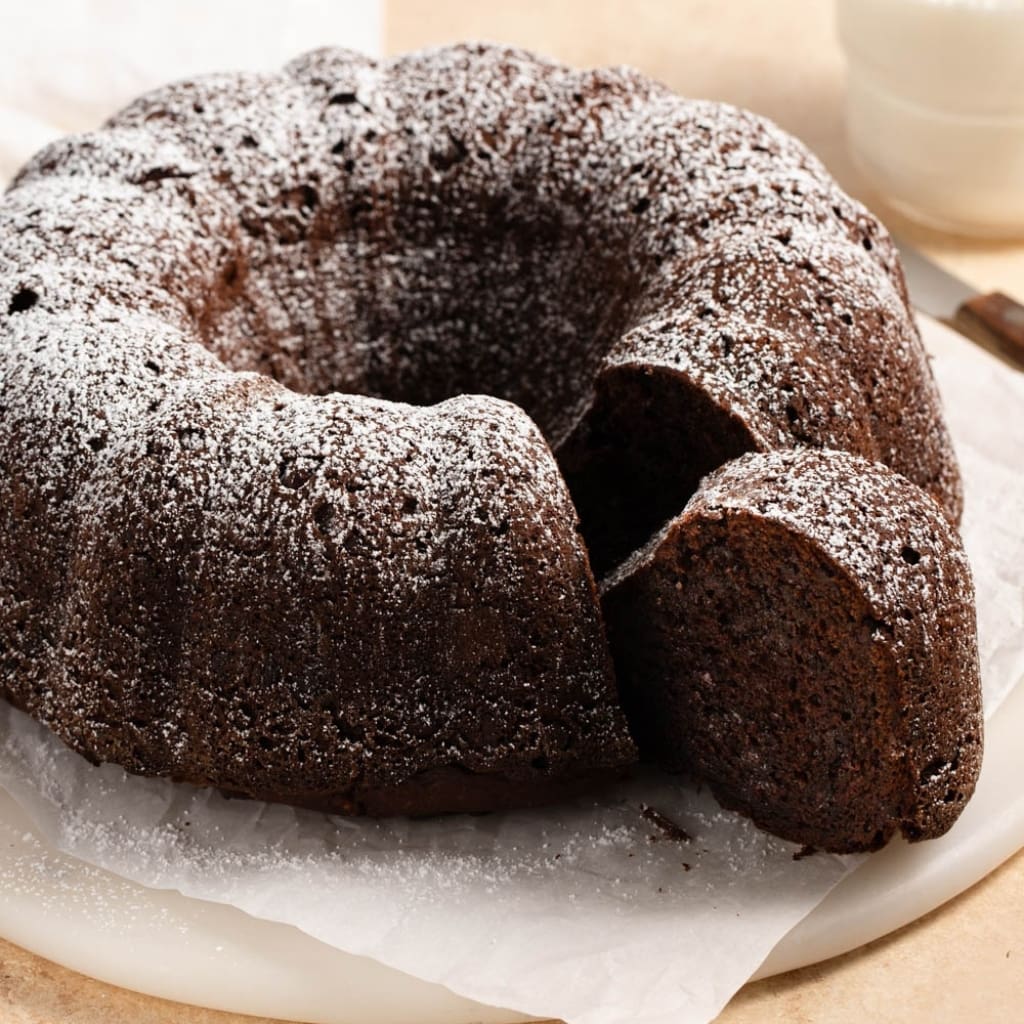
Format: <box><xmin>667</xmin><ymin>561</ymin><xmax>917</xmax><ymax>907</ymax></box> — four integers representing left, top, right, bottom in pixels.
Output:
<box><xmin>4</xmin><ymin>2</ymin><xmax>1024</xmax><ymax>1022</ymax></box>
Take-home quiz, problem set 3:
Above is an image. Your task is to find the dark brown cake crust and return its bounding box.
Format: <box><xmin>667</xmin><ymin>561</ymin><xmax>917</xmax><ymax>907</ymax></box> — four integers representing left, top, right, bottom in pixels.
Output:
<box><xmin>5</xmin><ymin>382</ymin><xmax>635</xmax><ymax>816</ymax></box>
<box><xmin>603</xmin><ymin>450</ymin><xmax>982</xmax><ymax>853</ymax></box>
<box><xmin>0</xmin><ymin>43</ymin><xmax>969</xmax><ymax>825</ymax></box>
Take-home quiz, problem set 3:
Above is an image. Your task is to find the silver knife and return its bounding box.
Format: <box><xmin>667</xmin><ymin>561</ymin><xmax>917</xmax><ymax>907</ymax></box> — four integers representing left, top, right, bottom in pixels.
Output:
<box><xmin>895</xmin><ymin>238</ymin><xmax>1024</xmax><ymax>370</ymax></box>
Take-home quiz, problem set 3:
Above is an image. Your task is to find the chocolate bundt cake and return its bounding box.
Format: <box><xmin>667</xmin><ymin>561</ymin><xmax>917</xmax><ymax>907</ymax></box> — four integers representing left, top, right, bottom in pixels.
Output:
<box><xmin>603</xmin><ymin>450</ymin><xmax>982</xmax><ymax>853</ymax></box>
<box><xmin>0</xmin><ymin>43</ymin><xmax>975</xmax><ymax>834</ymax></box>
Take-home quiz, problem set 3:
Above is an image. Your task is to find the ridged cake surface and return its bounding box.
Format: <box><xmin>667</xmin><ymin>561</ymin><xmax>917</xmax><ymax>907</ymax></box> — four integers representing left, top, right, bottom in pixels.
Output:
<box><xmin>0</xmin><ymin>44</ymin><xmax>967</xmax><ymax>822</ymax></box>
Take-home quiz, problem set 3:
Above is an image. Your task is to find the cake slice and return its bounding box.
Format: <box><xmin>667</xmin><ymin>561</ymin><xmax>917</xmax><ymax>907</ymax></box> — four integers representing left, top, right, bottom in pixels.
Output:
<box><xmin>602</xmin><ymin>449</ymin><xmax>982</xmax><ymax>853</ymax></box>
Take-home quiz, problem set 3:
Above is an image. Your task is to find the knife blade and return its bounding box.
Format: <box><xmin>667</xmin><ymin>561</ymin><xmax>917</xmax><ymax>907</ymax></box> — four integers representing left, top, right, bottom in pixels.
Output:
<box><xmin>895</xmin><ymin>238</ymin><xmax>1024</xmax><ymax>370</ymax></box>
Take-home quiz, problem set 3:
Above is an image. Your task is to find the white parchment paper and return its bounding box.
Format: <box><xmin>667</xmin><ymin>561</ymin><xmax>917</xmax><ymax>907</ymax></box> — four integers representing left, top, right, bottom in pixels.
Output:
<box><xmin>0</xmin><ymin>711</ymin><xmax>855</xmax><ymax>1024</ymax></box>
<box><xmin>930</xmin><ymin>338</ymin><xmax>1024</xmax><ymax>716</ymax></box>
<box><xmin>2</xmin><ymin>322</ymin><xmax>1024</xmax><ymax>1024</ymax></box>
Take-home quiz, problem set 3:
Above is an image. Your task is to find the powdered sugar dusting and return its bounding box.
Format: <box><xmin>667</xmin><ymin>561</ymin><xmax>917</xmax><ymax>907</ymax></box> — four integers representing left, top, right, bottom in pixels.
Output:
<box><xmin>0</xmin><ymin>43</ymin><xmax>960</xmax><ymax>814</ymax></box>
<box><xmin>691</xmin><ymin>449</ymin><xmax>972</xmax><ymax>620</ymax></box>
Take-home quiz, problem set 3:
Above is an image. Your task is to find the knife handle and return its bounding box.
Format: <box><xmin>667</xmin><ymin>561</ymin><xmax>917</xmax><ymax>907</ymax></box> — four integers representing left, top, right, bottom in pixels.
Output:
<box><xmin>948</xmin><ymin>292</ymin><xmax>1024</xmax><ymax>369</ymax></box>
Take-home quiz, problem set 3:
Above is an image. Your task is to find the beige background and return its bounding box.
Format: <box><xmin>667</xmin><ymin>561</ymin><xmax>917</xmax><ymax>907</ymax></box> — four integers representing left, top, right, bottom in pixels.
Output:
<box><xmin>4</xmin><ymin>1</ymin><xmax>1024</xmax><ymax>1022</ymax></box>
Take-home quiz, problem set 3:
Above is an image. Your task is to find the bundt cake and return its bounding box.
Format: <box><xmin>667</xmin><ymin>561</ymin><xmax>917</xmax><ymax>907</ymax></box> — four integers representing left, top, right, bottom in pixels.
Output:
<box><xmin>603</xmin><ymin>449</ymin><xmax>982</xmax><ymax>853</ymax></box>
<box><xmin>0</xmin><ymin>43</ymin><xmax>977</xmax><ymax>838</ymax></box>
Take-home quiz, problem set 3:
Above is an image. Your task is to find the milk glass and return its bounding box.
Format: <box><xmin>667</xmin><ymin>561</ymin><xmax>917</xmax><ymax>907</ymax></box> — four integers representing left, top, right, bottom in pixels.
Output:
<box><xmin>838</xmin><ymin>0</ymin><xmax>1024</xmax><ymax>237</ymax></box>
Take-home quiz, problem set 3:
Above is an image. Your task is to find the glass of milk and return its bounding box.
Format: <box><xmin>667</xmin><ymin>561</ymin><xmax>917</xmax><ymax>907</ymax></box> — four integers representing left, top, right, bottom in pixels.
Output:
<box><xmin>837</xmin><ymin>0</ymin><xmax>1024</xmax><ymax>237</ymax></box>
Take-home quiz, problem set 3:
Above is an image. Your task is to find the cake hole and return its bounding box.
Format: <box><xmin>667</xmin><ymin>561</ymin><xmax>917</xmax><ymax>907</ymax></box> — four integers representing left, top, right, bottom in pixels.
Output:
<box><xmin>192</xmin><ymin>118</ymin><xmax>653</xmax><ymax>485</ymax></box>
<box><xmin>328</xmin><ymin>91</ymin><xmax>359</xmax><ymax>106</ymax></box>
<box><xmin>137</xmin><ymin>165</ymin><xmax>196</xmax><ymax>185</ymax></box>
<box><xmin>429</xmin><ymin>134</ymin><xmax>469</xmax><ymax>172</ymax></box>
<box><xmin>312</xmin><ymin>500</ymin><xmax>334</xmax><ymax>531</ymax></box>
<box><xmin>240</xmin><ymin>134</ymin><xmax>259</xmax><ymax>149</ymax></box>
<box><xmin>863</xmin><ymin>614</ymin><xmax>893</xmax><ymax>638</ymax></box>
<box><xmin>144</xmin><ymin>359</ymin><xmax>162</xmax><ymax>375</ymax></box>
<box><xmin>8</xmin><ymin>288</ymin><xmax>38</xmax><ymax>314</ymax></box>
<box><xmin>278</xmin><ymin>459</ymin><xmax>312</xmax><ymax>489</ymax></box>
<box><xmin>901</xmin><ymin>546</ymin><xmax>921</xmax><ymax>565</ymax></box>
<box><xmin>839</xmin><ymin>312</ymin><xmax>853</xmax><ymax>326</ymax></box>
<box><xmin>87</xmin><ymin>436</ymin><xmax>106</xmax><ymax>453</ymax></box>
<box><xmin>862</xmin><ymin>237</ymin><xmax>873</xmax><ymax>251</ymax></box>
<box><xmin>631</xmin><ymin>197</ymin><xmax>651</xmax><ymax>215</ymax></box>
<box><xmin>920</xmin><ymin>758</ymin><xmax>950</xmax><ymax>782</ymax></box>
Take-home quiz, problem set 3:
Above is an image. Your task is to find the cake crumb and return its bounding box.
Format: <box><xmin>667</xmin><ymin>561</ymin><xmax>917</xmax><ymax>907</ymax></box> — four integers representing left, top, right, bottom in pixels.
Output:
<box><xmin>640</xmin><ymin>804</ymin><xmax>692</xmax><ymax>843</ymax></box>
